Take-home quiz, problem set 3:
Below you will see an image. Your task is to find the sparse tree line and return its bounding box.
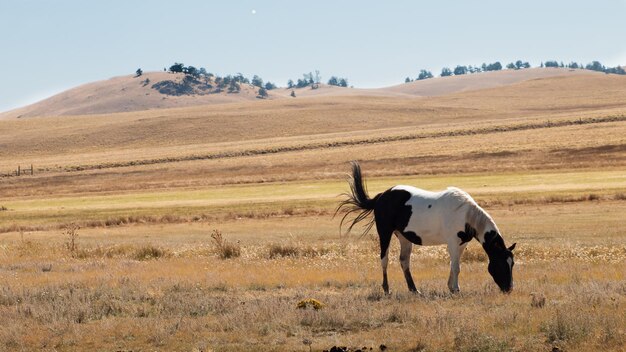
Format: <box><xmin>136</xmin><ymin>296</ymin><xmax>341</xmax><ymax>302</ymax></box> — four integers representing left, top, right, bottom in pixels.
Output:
<box><xmin>136</xmin><ymin>64</ymin><xmax>353</xmax><ymax>98</ymax></box>
<box><xmin>542</xmin><ymin>60</ymin><xmax>625</xmax><ymax>74</ymax></box>
<box><xmin>134</xmin><ymin>63</ymin><xmax>278</xmax><ymax>98</ymax></box>
<box><xmin>406</xmin><ymin>59</ymin><xmax>625</xmax><ymax>83</ymax></box>
<box><xmin>286</xmin><ymin>70</ymin><xmax>349</xmax><ymax>89</ymax></box>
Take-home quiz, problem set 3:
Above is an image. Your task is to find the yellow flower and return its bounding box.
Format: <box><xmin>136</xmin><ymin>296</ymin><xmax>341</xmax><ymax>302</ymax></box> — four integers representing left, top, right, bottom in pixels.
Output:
<box><xmin>297</xmin><ymin>298</ymin><xmax>325</xmax><ymax>310</ymax></box>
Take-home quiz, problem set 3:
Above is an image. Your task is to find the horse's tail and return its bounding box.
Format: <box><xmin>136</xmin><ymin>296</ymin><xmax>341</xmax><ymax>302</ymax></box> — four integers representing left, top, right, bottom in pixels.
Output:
<box><xmin>335</xmin><ymin>161</ymin><xmax>380</xmax><ymax>237</ymax></box>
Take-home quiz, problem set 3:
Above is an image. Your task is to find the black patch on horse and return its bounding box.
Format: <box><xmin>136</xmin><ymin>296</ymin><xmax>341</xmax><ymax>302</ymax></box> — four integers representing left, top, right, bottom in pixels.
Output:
<box><xmin>483</xmin><ymin>230</ymin><xmax>506</xmax><ymax>251</ymax></box>
<box><xmin>457</xmin><ymin>223</ymin><xmax>476</xmax><ymax>245</ymax></box>
<box><xmin>482</xmin><ymin>230</ymin><xmax>514</xmax><ymax>291</ymax></box>
<box><xmin>373</xmin><ymin>189</ymin><xmax>413</xmax><ymax>258</ymax></box>
<box><xmin>401</xmin><ymin>231</ymin><xmax>422</xmax><ymax>245</ymax></box>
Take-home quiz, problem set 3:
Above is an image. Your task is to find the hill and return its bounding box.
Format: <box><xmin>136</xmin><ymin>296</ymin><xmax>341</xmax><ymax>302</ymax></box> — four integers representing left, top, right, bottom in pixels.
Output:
<box><xmin>1</xmin><ymin>71</ymin><xmax>625</xmax><ymax>174</ymax></box>
<box><xmin>0</xmin><ymin>68</ymin><xmax>604</xmax><ymax>119</ymax></box>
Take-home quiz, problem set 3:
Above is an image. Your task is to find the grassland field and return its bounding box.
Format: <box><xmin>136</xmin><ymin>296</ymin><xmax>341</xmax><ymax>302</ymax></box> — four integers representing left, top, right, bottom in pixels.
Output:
<box><xmin>1</xmin><ymin>74</ymin><xmax>626</xmax><ymax>351</ymax></box>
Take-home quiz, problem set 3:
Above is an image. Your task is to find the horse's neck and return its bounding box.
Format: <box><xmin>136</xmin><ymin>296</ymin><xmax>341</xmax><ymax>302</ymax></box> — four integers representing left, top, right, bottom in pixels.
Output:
<box><xmin>469</xmin><ymin>207</ymin><xmax>499</xmax><ymax>245</ymax></box>
<box><xmin>475</xmin><ymin>222</ymin><xmax>500</xmax><ymax>245</ymax></box>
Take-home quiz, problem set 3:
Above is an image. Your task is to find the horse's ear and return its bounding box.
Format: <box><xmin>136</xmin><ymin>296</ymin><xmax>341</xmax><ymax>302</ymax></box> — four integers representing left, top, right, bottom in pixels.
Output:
<box><xmin>508</xmin><ymin>243</ymin><xmax>517</xmax><ymax>251</ymax></box>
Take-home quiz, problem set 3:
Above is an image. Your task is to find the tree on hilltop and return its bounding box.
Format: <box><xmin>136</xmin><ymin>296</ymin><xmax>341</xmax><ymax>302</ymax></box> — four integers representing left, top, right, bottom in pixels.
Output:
<box><xmin>252</xmin><ymin>75</ymin><xmax>264</xmax><ymax>88</ymax></box>
<box><xmin>441</xmin><ymin>67</ymin><xmax>452</xmax><ymax>76</ymax></box>
<box><xmin>184</xmin><ymin>66</ymin><xmax>199</xmax><ymax>77</ymax></box>
<box><xmin>585</xmin><ymin>61</ymin><xmax>605</xmax><ymax>72</ymax></box>
<box><xmin>453</xmin><ymin>65</ymin><xmax>467</xmax><ymax>75</ymax></box>
<box><xmin>169</xmin><ymin>63</ymin><xmax>185</xmax><ymax>73</ymax></box>
<box><xmin>135</xmin><ymin>68</ymin><xmax>143</xmax><ymax>77</ymax></box>
<box><xmin>417</xmin><ymin>70</ymin><xmax>433</xmax><ymax>80</ymax></box>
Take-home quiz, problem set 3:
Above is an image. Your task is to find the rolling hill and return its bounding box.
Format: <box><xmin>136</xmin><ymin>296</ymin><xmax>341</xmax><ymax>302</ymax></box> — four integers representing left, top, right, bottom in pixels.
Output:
<box><xmin>0</xmin><ymin>67</ymin><xmax>604</xmax><ymax>119</ymax></box>
<box><xmin>1</xmin><ymin>68</ymin><xmax>625</xmax><ymax>174</ymax></box>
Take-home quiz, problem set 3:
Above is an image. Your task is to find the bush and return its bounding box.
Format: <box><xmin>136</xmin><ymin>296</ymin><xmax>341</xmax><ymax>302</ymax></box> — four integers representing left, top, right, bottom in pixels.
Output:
<box><xmin>453</xmin><ymin>330</ymin><xmax>512</xmax><ymax>352</ymax></box>
<box><xmin>268</xmin><ymin>243</ymin><xmax>329</xmax><ymax>259</ymax></box>
<box><xmin>541</xmin><ymin>309</ymin><xmax>590</xmax><ymax>344</ymax></box>
<box><xmin>133</xmin><ymin>245</ymin><xmax>169</xmax><ymax>260</ymax></box>
<box><xmin>268</xmin><ymin>243</ymin><xmax>299</xmax><ymax>258</ymax></box>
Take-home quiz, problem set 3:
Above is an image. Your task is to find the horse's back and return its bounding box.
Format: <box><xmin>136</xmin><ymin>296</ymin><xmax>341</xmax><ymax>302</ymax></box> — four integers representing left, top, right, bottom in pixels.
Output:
<box><xmin>386</xmin><ymin>185</ymin><xmax>472</xmax><ymax>245</ymax></box>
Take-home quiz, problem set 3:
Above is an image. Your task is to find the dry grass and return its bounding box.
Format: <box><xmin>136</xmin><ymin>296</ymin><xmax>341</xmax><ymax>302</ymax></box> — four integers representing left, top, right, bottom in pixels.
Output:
<box><xmin>0</xmin><ymin>71</ymin><xmax>625</xmax><ymax>350</ymax></box>
<box><xmin>0</xmin><ymin>226</ymin><xmax>623</xmax><ymax>351</ymax></box>
<box><xmin>0</xmin><ymin>201</ymin><xmax>624</xmax><ymax>351</ymax></box>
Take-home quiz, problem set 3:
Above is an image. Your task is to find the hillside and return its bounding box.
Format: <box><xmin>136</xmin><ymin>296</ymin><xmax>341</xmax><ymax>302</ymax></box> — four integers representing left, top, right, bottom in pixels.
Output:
<box><xmin>1</xmin><ymin>71</ymin><xmax>625</xmax><ymax>174</ymax></box>
<box><xmin>0</xmin><ymin>68</ymin><xmax>604</xmax><ymax>119</ymax></box>
<box><xmin>385</xmin><ymin>67</ymin><xmax>599</xmax><ymax>96</ymax></box>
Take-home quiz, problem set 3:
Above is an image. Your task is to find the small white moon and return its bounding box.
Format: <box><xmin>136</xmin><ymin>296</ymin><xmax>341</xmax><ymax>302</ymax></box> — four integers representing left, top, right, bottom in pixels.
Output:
<box><xmin>251</xmin><ymin>9</ymin><xmax>256</xmax><ymax>15</ymax></box>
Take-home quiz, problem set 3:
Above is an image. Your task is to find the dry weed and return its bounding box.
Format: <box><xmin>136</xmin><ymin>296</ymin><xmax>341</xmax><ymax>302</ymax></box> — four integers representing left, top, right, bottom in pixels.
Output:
<box><xmin>63</xmin><ymin>223</ymin><xmax>80</xmax><ymax>257</ymax></box>
<box><xmin>210</xmin><ymin>229</ymin><xmax>241</xmax><ymax>259</ymax></box>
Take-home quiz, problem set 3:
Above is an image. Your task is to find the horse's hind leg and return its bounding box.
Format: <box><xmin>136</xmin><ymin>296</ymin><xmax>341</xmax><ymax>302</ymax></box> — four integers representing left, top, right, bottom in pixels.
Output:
<box><xmin>378</xmin><ymin>228</ymin><xmax>393</xmax><ymax>294</ymax></box>
<box><xmin>398</xmin><ymin>234</ymin><xmax>418</xmax><ymax>292</ymax></box>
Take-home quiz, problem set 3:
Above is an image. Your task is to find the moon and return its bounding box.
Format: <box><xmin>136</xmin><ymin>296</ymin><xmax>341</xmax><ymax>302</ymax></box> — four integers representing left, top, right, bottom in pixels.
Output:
<box><xmin>251</xmin><ymin>9</ymin><xmax>256</xmax><ymax>15</ymax></box>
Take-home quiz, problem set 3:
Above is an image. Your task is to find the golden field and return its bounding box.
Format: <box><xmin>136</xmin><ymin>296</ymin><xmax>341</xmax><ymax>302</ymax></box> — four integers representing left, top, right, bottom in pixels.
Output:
<box><xmin>0</xmin><ymin>69</ymin><xmax>625</xmax><ymax>351</ymax></box>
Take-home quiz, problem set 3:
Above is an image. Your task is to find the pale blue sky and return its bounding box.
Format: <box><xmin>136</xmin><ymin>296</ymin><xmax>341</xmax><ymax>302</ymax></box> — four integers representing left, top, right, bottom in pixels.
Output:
<box><xmin>1</xmin><ymin>0</ymin><xmax>625</xmax><ymax>112</ymax></box>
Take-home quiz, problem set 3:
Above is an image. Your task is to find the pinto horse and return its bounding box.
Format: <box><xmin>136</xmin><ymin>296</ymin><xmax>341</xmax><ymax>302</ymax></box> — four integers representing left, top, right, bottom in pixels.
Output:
<box><xmin>337</xmin><ymin>162</ymin><xmax>516</xmax><ymax>294</ymax></box>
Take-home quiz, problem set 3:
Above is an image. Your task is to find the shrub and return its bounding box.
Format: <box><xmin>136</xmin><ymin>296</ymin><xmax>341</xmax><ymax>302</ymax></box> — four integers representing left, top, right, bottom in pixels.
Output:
<box><xmin>541</xmin><ymin>309</ymin><xmax>589</xmax><ymax>344</ymax></box>
<box><xmin>268</xmin><ymin>243</ymin><xmax>329</xmax><ymax>258</ymax></box>
<box><xmin>453</xmin><ymin>330</ymin><xmax>512</xmax><ymax>352</ymax></box>
<box><xmin>133</xmin><ymin>245</ymin><xmax>169</xmax><ymax>260</ymax></box>
<box><xmin>268</xmin><ymin>243</ymin><xmax>299</xmax><ymax>258</ymax></box>
<box><xmin>210</xmin><ymin>230</ymin><xmax>241</xmax><ymax>259</ymax></box>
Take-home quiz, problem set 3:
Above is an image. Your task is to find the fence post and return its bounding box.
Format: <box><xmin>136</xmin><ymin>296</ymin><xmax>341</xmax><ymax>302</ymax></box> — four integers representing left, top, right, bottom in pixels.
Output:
<box><xmin>31</xmin><ymin>164</ymin><xmax>34</xmax><ymax>175</ymax></box>
<box><xmin>17</xmin><ymin>165</ymin><xmax>20</xmax><ymax>176</ymax></box>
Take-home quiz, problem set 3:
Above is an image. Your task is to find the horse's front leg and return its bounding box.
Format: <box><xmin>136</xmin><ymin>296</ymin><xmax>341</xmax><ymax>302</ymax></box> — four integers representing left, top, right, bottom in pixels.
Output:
<box><xmin>447</xmin><ymin>242</ymin><xmax>467</xmax><ymax>293</ymax></box>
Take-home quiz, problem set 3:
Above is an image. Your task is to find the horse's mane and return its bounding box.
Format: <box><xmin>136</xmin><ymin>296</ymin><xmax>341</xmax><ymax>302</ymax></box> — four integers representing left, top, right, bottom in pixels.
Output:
<box><xmin>447</xmin><ymin>187</ymin><xmax>495</xmax><ymax>235</ymax></box>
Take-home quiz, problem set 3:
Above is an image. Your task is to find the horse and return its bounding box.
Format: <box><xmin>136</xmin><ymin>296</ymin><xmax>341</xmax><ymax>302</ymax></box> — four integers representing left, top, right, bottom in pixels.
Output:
<box><xmin>337</xmin><ymin>161</ymin><xmax>516</xmax><ymax>294</ymax></box>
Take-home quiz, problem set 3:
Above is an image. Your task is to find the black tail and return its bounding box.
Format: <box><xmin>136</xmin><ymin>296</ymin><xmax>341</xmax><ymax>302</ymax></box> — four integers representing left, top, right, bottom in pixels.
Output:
<box><xmin>335</xmin><ymin>161</ymin><xmax>379</xmax><ymax>237</ymax></box>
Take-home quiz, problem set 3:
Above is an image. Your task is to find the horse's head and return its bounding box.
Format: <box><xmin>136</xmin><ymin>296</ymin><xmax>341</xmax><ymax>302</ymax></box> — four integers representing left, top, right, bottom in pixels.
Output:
<box><xmin>483</xmin><ymin>231</ymin><xmax>516</xmax><ymax>293</ymax></box>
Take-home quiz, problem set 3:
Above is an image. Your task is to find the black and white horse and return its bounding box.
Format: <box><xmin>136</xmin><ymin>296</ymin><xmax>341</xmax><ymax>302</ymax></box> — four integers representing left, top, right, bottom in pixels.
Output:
<box><xmin>337</xmin><ymin>162</ymin><xmax>516</xmax><ymax>294</ymax></box>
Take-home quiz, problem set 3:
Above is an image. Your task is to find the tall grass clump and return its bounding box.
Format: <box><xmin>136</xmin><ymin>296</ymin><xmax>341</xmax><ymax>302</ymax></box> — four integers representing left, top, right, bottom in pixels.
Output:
<box><xmin>133</xmin><ymin>245</ymin><xmax>169</xmax><ymax>260</ymax></box>
<box><xmin>268</xmin><ymin>243</ymin><xmax>329</xmax><ymax>258</ymax></box>
<box><xmin>453</xmin><ymin>330</ymin><xmax>512</xmax><ymax>352</ymax></box>
<box><xmin>268</xmin><ymin>243</ymin><xmax>300</xmax><ymax>258</ymax></box>
<box><xmin>541</xmin><ymin>309</ymin><xmax>590</xmax><ymax>345</ymax></box>
<box><xmin>210</xmin><ymin>229</ymin><xmax>241</xmax><ymax>259</ymax></box>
